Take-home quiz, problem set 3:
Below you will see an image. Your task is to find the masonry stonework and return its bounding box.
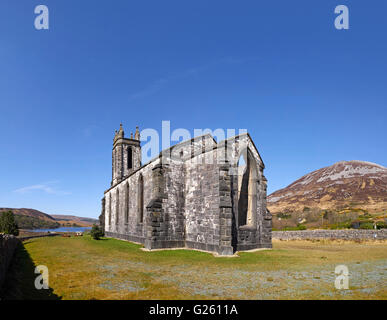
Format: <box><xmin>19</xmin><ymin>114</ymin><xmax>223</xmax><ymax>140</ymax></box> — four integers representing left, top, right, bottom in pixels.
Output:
<box><xmin>272</xmin><ymin>229</ymin><xmax>387</xmax><ymax>241</ymax></box>
<box><xmin>100</xmin><ymin>125</ymin><xmax>272</xmax><ymax>255</ymax></box>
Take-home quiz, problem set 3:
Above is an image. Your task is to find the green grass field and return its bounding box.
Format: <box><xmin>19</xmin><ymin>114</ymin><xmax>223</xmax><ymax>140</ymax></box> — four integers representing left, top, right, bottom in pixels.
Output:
<box><xmin>2</xmin><ymin>236</ymin><xmax>387</xmax><ymax>300</ymax></box>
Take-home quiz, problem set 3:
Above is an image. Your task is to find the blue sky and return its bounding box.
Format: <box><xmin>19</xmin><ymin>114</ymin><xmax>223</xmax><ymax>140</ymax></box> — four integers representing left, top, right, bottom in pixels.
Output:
<box><xmin>0</xmin><ymin>1</ymin><xmax>386</xmax><ymax>218</ymax></box>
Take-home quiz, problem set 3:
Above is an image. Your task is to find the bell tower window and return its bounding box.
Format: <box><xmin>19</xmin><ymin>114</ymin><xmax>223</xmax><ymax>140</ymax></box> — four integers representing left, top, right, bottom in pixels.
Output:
<box><xmin>128</xmin><ymin>147</ymin><xmax>133</xmax><ymax>169</ymax></box>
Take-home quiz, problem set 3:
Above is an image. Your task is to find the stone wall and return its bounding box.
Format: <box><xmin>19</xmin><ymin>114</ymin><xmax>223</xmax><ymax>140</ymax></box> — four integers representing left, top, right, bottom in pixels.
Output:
<box><xmin>185</xmin><ymin>149</ymin><xmax>220</xmax><ymax>248</ymax></box>
<box><xmin>19</xmin><ymin>233</ymin><xmax>61</xmax><ymax>241</ymax></box>
<box><xmin>162</xmin><ymin>160</ymin><xmax>185</xmax><ymax>244</ymax></box>
<box><xmin>104</xmin><ymin>157</ymin><xmax>161</xmax><ymax>241</ymax></box>
<box><xmin>272</xmin><ymin>229</ymin><xmax>387</xmax><ymax>240</ymax></box>
<box><xmin>0</xmin><ymin>234</ymin><xmax>20</xmax><ymax>290</ymax></box>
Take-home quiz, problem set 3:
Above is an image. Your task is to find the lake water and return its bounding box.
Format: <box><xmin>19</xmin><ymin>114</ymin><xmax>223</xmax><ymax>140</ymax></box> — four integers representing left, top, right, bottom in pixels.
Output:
<box><xmin>27</xmin><ymin>227</ymin><xmax>92</xmax><ymax>233</ymax></box>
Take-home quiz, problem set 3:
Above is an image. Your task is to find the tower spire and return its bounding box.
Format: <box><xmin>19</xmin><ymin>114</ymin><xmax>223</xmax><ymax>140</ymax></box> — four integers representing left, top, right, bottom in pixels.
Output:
<box><xmin>134</xmin><ymin>126</ymin><xmax>140</xmax><ymax>140</ymax></box>
<box><xmin>117</xmin><ymin>123</ymin><xmax>124</xmax><ymax>138</ymax></box>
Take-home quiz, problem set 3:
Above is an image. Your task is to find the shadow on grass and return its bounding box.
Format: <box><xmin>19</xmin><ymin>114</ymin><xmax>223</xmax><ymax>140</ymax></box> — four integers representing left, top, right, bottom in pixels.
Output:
<box><xmin>0</xmin><ymin>241</ymin><xmax>61</xmax><ymax>300</ymax></box>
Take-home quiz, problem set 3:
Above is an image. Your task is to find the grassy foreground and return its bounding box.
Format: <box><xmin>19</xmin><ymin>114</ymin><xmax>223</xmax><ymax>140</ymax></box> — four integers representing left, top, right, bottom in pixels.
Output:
<box><xmin>2</xmin><ymin>236</ymin><xmax>387</xmax><ymax>300</ymax></box>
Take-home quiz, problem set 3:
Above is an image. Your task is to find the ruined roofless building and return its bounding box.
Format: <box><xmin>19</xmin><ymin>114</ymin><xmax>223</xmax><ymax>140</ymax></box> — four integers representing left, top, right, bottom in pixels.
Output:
<box><xmin>99</xmin><ymin>124</ymin><xmax>272</xmax><ymax>255</ymax></box>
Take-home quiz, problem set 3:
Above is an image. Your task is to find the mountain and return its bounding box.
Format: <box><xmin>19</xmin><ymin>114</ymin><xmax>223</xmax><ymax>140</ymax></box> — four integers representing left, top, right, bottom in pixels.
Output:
<box><xmin>50</xmin><ymin>215</ymin><xmax>98</xmax><ymax>227</ymax></box>
<box><xmin>0</xmin><ymin>208</ymin><xmax>60</xmax><ymax>229</ymax></box>
<box><xmin>267</xmin><ymin>160</ymin><xmax>387</xmax><ymax>214</ymax></box>
<box><xmin>0</xmin><ymin>208</ymin><xmax>56</xmax><ymax>221</ymax></box>
<box><xmin>0</xmin><ymin>208</ymin><xmax>97</xmax><ymax>229</ymax></box>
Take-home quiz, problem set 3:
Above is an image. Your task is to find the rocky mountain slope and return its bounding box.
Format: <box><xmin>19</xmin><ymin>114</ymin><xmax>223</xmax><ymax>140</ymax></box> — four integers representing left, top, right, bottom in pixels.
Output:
<box><xmin>267</xmin><ymin>161</ymin><xmax>387</xmax><ymax>213</ymax></box>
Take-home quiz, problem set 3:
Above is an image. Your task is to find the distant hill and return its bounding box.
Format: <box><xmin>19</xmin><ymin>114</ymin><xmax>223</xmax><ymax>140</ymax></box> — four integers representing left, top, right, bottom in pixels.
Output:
<box><xmin>0</xmin><ymin>208</ymin><xmax>98</xmax><ymax>229</ymax></box>
<box><xmin>0</xmin><ymin>208</ymin><xmax>55</xmax><ymax>221</ymax></box>
<box><xmin>50</xmin><ymin>215</ymin><xmax>98</xmax><ymax>227</ymax></box>
<box><xmin>0</xmin><ymin>208</ymin><xmax>60</xmax><ymax>229</ymax></box>
<box><xmin>268</xmin><ymin>160</ymin><xmax>387</xmax><ymax>214</ymax></box>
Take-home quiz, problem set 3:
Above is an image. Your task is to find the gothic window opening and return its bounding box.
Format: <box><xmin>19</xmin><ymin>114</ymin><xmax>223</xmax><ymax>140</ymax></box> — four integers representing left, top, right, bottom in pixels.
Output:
<box><xmin>138</xmin><ymin>174</ymin><xmax>144</xmax><ymax>223</ymax></box>
<box><xmin>114</xmin><ymin>149</ymin><xmax>118</xmax><ymax>177</ymax></box>
<box><xmin>125</xmin><ymin>182</ymin><xmax>129</xmax><ymax>223</ymax></box>
<box><xmin>116</xmin><ymin>188</ymin><xmax>119</xmax><ymax>225</ymax></box>
<box><xmin>128</xmin><ymin>147</ymin><xmax>133</xmax><ymax>169</ymax></box>
<box><xmin>237</xmin><ymin>149</ymin><xmax>258</xmax><ymax>227</ymax></box>
<box><xmin>109</xmin><ymin>193</ymin><xmax>112</xmax><ymax>226</ymax></box>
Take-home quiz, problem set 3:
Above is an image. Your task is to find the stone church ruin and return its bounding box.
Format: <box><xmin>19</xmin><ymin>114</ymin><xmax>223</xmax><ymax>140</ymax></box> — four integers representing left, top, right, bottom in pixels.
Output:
<box><xmin>100</xmin><ymin>124</ymin><xmax>272</xmax><ymax>255</ymax></box>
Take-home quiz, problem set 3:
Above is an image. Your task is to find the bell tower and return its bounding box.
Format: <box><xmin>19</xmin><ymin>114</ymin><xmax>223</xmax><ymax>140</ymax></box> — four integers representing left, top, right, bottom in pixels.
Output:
<box><xmin>112</xmin><ymin>124</ymin><xmax>141</xmax><ymax>185</ymax></box>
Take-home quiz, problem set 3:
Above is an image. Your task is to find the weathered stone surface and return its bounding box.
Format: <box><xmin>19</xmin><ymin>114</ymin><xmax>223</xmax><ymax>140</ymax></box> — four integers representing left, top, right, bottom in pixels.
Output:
<box><xmin>101</xmin><ymin>129</ymin><xmax>272</xmax><ymax>255</ymax></box>
<box><xmin>272</xmin><ymin>229</ymin><xmax>387</xmax><ymax>240</ymax></box>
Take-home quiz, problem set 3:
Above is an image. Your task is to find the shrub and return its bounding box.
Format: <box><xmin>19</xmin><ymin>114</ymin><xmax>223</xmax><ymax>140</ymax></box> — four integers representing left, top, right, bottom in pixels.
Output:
<box><xmin>359</xmin><ymin>213</ymin><xmax>372</xmax><ymax>220</ymax></box>
<box><xmin>277</xmin><ymin>212</ymin><xmax>292</xmax><ymax>219</ymax></box>
<box><xmin>329</xmin><ymin>221</ymin><xmax>352</xmax><ymax>230</ymax></box>
<box><xmin>281</xmin><ymin>224</ymin><xmax>307</xmax><ymax>231</ymax></box>
<box><xmin>351</xmin><ymin>221</ymin><xmax>361</xmax><ymax>229</ymax></box>
<box><xmin>0</xmin><ymin>211</ymin><xmax>19</xmax><ymax>236</ymax></box>
<box><xmin>376</xmin><ymin>221</ymin><xmax>387</xmax><ymax>229</ymax></box>
<box><xmin>90</xmin><ymin>224</ymin><xmax>104</xmax><ymax>240</ymax></box>
<box><xmin>359</xmin><ymin>222</ymin><xmax>374</xmax><ymax>230</ymax></box>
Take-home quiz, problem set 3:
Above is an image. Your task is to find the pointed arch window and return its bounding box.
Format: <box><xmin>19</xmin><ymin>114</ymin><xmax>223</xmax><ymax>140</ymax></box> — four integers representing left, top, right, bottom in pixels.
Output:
<box><xmin>125</xmin><ymin>182</ymin><xmax>129</xmax><ymax>223</ymax></box>
<box><xmin>237</xmin><ymin>149</ymin><xmax>258</xmax><ymax>227</ymax></box>
<box><xmin>116</xmin><ymin>188</ymin><xmax>119</xmax><ymax>225</ymax></box>
<box><xmin>109</xmin><ymin>193</ymin><xmax>112</xmax><ymax>226</ymax></box>
<box><xmin>138</xmin><ymin>174</ymin><xmax>144</xmax><ymax>223</ymax></box>
<box><xmin>128</xmin><ymin>147</ymin><xmax>133</xmax><ymax>169</ymax></box>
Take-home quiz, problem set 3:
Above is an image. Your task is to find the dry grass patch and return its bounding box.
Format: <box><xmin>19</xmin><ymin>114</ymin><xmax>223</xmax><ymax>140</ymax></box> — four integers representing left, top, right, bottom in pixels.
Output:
<box><xmin>2</xmin><ymin>236</ymin><xmax>386</xmax><ymax>300</ymax></box>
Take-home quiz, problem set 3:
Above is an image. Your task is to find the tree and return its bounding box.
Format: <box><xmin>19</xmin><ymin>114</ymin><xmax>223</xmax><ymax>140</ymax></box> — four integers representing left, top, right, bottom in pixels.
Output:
<box><xmin>90</xmin><ymin>224</ymin><xmax>104</xmax><ymax>240</ymax></box>
<box><xmin>0</xmin><ymin>210</ymin><xmax>19</xmax><ymax>236</ymax></box>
